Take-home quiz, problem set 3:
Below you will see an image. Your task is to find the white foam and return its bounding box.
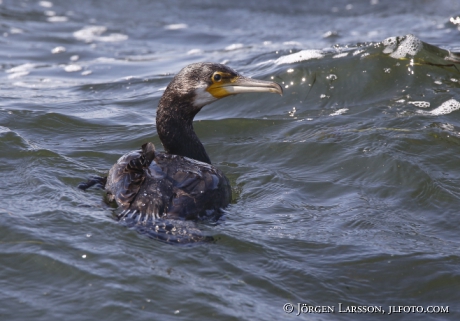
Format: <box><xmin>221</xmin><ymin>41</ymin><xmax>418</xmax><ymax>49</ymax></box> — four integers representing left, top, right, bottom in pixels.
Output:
<box><xmin>47</xmin><ymin>16</ymin><xmax>68</xmax><ymax>22</ymax></box>
<box><xmin>164</xmin><ymin>23</ymin><xmax>188</xmax><ymax>30</ymax></box>
<box><xmin>93</xmin><ymin>57</ymin><xmax>117</xmax><ymax>63</ymax></box>
<box><xmin>382</xmin><ymin>37</ymin><xmax>397</xmax><ymax>53</ymax></box>
<box><xmin>429</xmin><ymin>99</ymin><xmax>460</xmax><ymax>115</ymax></box>
<box><xmin>73</xmin><ymin>26</ymin><xmax>128</xmax><ymax>43</ymax></box>
<box><xmin>0</xmin><ymin>126</ymin><xmax>10</xmax><ymax>133</ymax></box>
<box><xmin>322</xmin><ymin>31</ymin><xmax>338</xmax><ymax>38</ymax></box>
<box><xmin>12</xmin><ymin>79</ymin><xmax>72</xmax><ymax>88</ymax></box>
<box><xmin>275</xmin><ymin>50</ymin><xmax>324</xmax><ymax>65</ymax></box>
<box><xmin>409</xmin><ymin>101</ymin><xmax>430</xmax><ymax>108</ymax></box>
<box><xmin>330</xmin><ymin>108</ymin><xmax>348</xmax><ymax>116</ymax></box>
<box><xmin>39</xmin><ymin>1</ymin><xmax>53</xmax><ymax>8</ymax></box>
<box><xmin>6</xmin><ymin>63</ymin><xmax>36</xmax><ymax>78</ymax></box>
<box><xmin>6</xmin><ymin>63</ymin><xmax>35</xmax><ymax>73</ymax></box>
<box><xmin>450</xmin><ymin>17</ymin><xmax>460</xmax><ymax>25</ymax></box>
<box><xmin>64</xmin><ymin>64</ymin><xmax>82</xmax><ymax>72</ymax></box>
<box><xmin>383</xmin><ymin>34</ymin><xmax>423</xmax><ymax>59</ymax></box>
<box><xmin>225</xmin><ymin>43</ymin><xmax>244</xmax><ymax>51</ymax></box>
<box><xmin>51</xmin><ymin>46</ymin><xmax>66</xmax><ymax>54</ymax></box>
<box><xmin>7</xmin><ymin>71</ymin><xmax>29</xmax><ymax>79</ymax></box>
<box><xmin>283</xmin><ymin>41</ymin><xmax>302</xmax><ymax>47</ymax></box>
<box><xmin>187</xmin><ymin>49</ymin><xmax>203</xmax><ymax>55</ymax></box>
<box><xmin>10</xmin><ymin>28</ymin><xmax>23</xmax><ymax>34</ymax></box>
<box><xmin>332</xmin><ymin>52</ymin><xmax>348</xmax><ymax>59</ymax></box>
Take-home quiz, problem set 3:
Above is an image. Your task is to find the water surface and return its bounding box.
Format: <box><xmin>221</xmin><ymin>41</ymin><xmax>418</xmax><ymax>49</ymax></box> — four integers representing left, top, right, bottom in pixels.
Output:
<box><xmin>1</xmin><ymin>0</ymin><xmax>460</xmax><ymax>320</ymax></box>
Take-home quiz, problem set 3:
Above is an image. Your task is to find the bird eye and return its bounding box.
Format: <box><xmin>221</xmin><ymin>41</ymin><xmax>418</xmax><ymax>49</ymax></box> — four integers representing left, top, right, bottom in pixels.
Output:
<box><xmin>213</xmin><ymin>74</ymin><xmax>222</xmax><ymax>82</ymax></box>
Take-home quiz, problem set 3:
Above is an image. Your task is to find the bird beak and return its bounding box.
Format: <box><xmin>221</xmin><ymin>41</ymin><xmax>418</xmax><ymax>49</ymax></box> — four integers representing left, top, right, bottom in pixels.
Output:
<box><xmin>207</xmin><ymin>76</ymin><xmax>283</xmax><ymax>98</ymax></box>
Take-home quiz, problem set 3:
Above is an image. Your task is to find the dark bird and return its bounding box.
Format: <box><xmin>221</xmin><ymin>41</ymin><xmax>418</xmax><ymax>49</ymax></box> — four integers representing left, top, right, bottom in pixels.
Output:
<box><xmin>80</xmin><ymin>62</ymin><xmax>282</xmax><ymax>229</ymax></box>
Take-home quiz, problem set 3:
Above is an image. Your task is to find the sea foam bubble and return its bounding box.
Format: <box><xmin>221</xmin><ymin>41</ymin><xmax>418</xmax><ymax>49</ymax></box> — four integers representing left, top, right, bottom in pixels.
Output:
<box><xmin>383</xmin><ymin>34</ymin><xmax>423</xmax><ymax>59</ymax></box>
<box><xmin>275</xmin><ymin>50</ymin><xmax>324</xmax><ymax>65</ymax></box>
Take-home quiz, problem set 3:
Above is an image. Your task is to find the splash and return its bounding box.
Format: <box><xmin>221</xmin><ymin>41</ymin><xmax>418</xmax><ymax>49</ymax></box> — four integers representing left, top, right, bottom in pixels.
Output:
<box><xmin>48</xmin><ymin>16</ymin><xmax>68</xmax><ymax>22</ymax></box>
<box><xmin>64</xmin><ymin>65</ymin><xmax>82</xmax><ymax>72</ymax></box>
<box><xmin>38</xmin><ymin>1</ymin><xmax>53</xmax><ymax>8</ymax></box>
<box><xmin>333</xmin><ymin>52</ymin><xmax>349</xmax><ymax>59</ymax></box>
<box><xmin>225</xmin><ymin>43</ymin><xmax>244</xmax><ymax>51</ymax></box>
<box><xmin>0</xmin><ymin>126</ymin><xmax>10</xmax><ymax>133</ymax></box>
<box><xmin>275</xmin><ymin>50</ymin><xmax>324</xmax><ymax>65</ymax></box>
<box><xmin>6</xmin><ymin>63</ymin><xmax>36</xmax><ymax>79</ymax></box>
<box><xmin>187</xmin><ymin>49</ymin><xmax>203</xmax><ymax>55</ymax></box>
<box><xmin>450</xmin><ymin>17</ymin><xmax>460</xmax><ymax>25</ymax></box>
<box><xmin>382</xmin><ymin>34</ymin><xmax>423</xmax><ymax>59</ymax></box>
<box><xmin>428</xmin><ymin>99</ymin><xmax>460</xmax><ymax>116</ymax></box>
<box><xmin>164</xmin><ymin>23</ymin><xmax>188</xmax><ymax>30</ymax></box>
<box><xmin>330</xmin><ymin>108</ymin><xmax>348</xmax><ymax>116</ymax></box>
<box><xmin>73</xmin><ymin>26</ymin><xmax>128</xmax><ymax>43</ymax></box>
<box><xmin>409</xmin><ymin>101</ymin><xmax>430</xmax><ymax>108</ymax></box>
<box><xmin>51</xmin><ymin>46</ymin><xmax>66</xmax><ymax>54</ymax></box>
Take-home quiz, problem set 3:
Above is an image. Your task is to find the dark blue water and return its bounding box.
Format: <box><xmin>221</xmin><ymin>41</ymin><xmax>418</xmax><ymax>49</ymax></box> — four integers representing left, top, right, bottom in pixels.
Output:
<box><xmin>1</xmin><ymin>0</ymin><xmax>460</xmax><ymax>320</ymax></box>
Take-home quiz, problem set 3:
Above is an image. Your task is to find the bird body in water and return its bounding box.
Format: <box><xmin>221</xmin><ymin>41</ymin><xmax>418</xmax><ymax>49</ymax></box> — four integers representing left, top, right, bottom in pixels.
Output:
<box><xmin>81</xmin><ymin>63</ymin><xmax>282</xmax><ymax>226</ymax></box>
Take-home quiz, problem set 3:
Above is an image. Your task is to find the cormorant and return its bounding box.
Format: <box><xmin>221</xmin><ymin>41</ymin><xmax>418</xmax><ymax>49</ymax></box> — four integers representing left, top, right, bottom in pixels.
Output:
<box><xmin>80</xmin><ymin>62</ymin><xmax>282</xmax><ymax>226</ymax></box>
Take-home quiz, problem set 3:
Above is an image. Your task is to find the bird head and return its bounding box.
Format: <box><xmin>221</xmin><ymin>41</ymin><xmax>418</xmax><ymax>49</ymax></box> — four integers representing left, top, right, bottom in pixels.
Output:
<box><xmin>163</xmin><ymin>62</ymin><xmax>283</xmax><ymax>110</ymax></box>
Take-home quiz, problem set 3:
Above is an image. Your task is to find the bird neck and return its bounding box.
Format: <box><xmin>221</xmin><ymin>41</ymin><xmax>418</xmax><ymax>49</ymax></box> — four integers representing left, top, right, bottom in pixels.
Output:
<box><xmin>156</xmin><ymin>100</ymin><xmax>212</xmax><ymax>164</ymax></box>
